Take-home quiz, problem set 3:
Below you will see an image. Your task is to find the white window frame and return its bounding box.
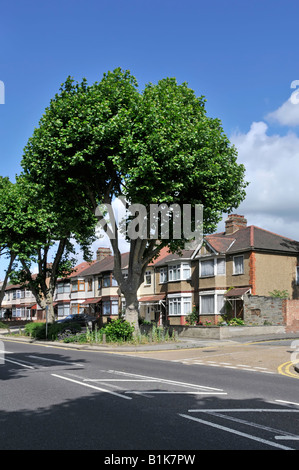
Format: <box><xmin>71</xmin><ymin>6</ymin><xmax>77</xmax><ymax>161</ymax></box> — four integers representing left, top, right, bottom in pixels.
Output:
<box><xmin>160</xmin><ymin>267</ymin><xmax>168</xmax><ymax>284</ymax></box>
<box><xmin>102</xmin><ymin>275</ymin><xmax>111</xmax><ymax>288</ymax></box>
<box><xmin>58</xmin><ymin>304</ymin><xmax>70</xmax><ymax>317</ymax></box>
<box><xmin>216</xmin><ymin>258</ymin><xmax>226</xmax><ymax>275</ymax></box>
<box><xmin>200</xmin><ymin>259</ymin><xmax>215</xmax><ymax>277</ymax></box>
<box><xmin>102</xmin><ymin>299</ymin><xmax>119</xmax><ymax>316</ymax></box>
<box><xmin>144</xmin><ymin>270</ymin><xmax>152</xmax><ymax>286</ymax></box>
<box><xmin>57</xmin><ymin>282</ymin><xmax>71</xmax><ymax>294</ymax></box>
<box><xmin>199</xmin><ymin>257</ymin><xmax>226</xmax><ymax>277</ymax></box>
<box><xmin>168</xmin><ymin>262</ymin><xmax>191</xmax><ymax>281</ymax></box>
<box><xmin>168</xmin><ymin>293</ymin><xmax>192</xmax><ymax>316</ymax></box>
<box><xmin>111</xmin><ymin>300</ymin><xmax>119</xmax><ymax>315</ymax></box>
<box><xmin>233</xmin><ymin>255</ymin><xmax>244</xmax><ymax>275</ymax></box>
<box><xmin>199</xmin><ymin>291</ymin><xmax>226</xmax><ymax>315</ymax></box>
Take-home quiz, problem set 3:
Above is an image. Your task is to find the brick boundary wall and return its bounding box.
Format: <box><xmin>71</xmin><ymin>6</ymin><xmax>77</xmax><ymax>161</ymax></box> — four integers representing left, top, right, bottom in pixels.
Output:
<box><xmin>243</xmin><ymin>295</ymin><xmax>299</xmax><ymax>332</ymax></box>
<box><xmin>243</xmin><ymin>295</ymin><xmax>284</xmax><ymax>327</ymax></box>
<box><xmin>283</xmin><ymin>299</ymin><xmax>299</xmax><ymax>333</ymax></box>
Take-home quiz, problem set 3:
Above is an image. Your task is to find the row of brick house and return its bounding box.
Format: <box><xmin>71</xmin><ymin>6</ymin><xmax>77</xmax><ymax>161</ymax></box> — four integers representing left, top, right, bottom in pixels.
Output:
<box><xmin>1</xmin><ymin>214</ymin><xmax>299</xmax><ymax>326</ymax></box>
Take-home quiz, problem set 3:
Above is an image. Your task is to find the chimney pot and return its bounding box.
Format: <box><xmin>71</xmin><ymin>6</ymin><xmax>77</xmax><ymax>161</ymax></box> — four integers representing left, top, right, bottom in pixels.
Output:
<box><xmin>225</xmin><ymin>214</ymin><xmax>247</xmax><ymax>235</ymax></box>
<box><xmin>96</xmin><ymin>247</ymin><xmax>112</xmax><ymax>261</ymax></box>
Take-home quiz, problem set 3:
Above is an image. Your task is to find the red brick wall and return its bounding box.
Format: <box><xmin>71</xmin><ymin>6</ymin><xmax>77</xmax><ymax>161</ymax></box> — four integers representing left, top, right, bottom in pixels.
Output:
<box><xmin>283</xmin><ymin>299</ymin><xmax>299</xmax><ymax>332</ymax></box>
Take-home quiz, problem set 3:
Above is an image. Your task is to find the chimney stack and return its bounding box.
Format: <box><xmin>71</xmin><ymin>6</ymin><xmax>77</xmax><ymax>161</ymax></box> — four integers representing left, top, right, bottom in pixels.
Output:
<box><xmin>225</xmin><ymin>214</ymin><xmax>247</xmax><ymax>235</ymax></box>
<box><xmin>96</xmin><ymin>247</ymin><xmax>112</xmax><ymax>261</ymax></box>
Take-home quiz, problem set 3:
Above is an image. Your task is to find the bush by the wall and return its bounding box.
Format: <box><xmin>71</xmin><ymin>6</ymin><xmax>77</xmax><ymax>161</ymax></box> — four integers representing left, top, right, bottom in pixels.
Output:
<box><xmin>100</xmin><ymin>319</ymin><xmax>135</xmax><ymax>342</ymax></box>
<box><xmin>24</xmin><ymin>321</ymin><xmax>82</xmax><ymax>340</ymax></box>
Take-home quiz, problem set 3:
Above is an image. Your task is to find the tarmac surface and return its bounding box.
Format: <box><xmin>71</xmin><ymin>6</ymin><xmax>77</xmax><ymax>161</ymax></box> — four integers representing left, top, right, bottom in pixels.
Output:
<box><xmin>1</xmin><ymin>328</ymin><xmax>299</xmax><ymax>378</ymax></box>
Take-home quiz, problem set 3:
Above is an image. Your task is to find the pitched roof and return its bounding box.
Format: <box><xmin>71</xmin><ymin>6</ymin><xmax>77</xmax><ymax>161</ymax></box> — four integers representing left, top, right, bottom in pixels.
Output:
<box><xmin>205</xmin><ymin>225</ymin><xmax>299</xmax><ymax>255</ymax></box>
<box><xmin>67</xmin><ymin>261</ymin><xmax>97</xmax><ymax>277</ymax></box>
<box><xmin>75</xmin><ymin>252</ymin><xmax>130</xmax><ymax>277</ymax></box>
<box><xmin>154</xmin><ymin>249</ymin><xmax>195</xmax><ymax>266</ymax></box>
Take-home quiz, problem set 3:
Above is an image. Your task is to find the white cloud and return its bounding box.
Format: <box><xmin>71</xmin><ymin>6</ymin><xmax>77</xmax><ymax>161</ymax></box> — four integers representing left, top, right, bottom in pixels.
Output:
<box><xmin>228</xmin><ymin>121</ymin><xmax>299</xmax><ymax>240</ymax></box>
<box><xmin>266</xmin><ymin>97</ymin><xmax>299</xmax><ymax>127</ymax></box>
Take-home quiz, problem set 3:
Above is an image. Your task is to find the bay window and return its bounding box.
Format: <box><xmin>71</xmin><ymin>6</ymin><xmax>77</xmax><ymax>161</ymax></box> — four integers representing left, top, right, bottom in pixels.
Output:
<box><xmin>168</xmin><ymin>262</ymin><xmax>191</xmax><ymax>281</ymax></box>
<box><xmin>168</xmin><ymin>294</ymin><xmax>192</xmax><ymax>316</ymax></box>
<box><xmin>199</xmin><ymin>291</ymin><xmax>226</xmax><ymax>315</ymax></box>
<box><xmin>102</xmin><ymin>299</ymin><xmax>119</xmax><ymax>315</ymax></box>
<box><xmin>144</xmin><ymin>271</ymin><xmax>152</xmax><ymax>285</ymax></box>
<box><xmin>160</xmin><ymin>267</ymin><xmax>168</xmax><ymax>283</ymax></box>
<box><xmin>200</xmin><ymin>294</ymin><xmax>214</xmax><ymax>314</ymax></box>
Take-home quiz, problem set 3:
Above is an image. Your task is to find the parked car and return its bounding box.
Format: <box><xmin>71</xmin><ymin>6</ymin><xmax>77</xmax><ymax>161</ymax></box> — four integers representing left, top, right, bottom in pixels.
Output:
<box><xmin>56</xmin><ymin>313</ymin><xmax>98</xmax><ymax>328</ymax></box>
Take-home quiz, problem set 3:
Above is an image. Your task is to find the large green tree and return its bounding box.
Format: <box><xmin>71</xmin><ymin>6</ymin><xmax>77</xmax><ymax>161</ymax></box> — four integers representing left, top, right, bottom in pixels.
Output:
<box><xmin>21</xmin><ymin>68</ymin><xmax>247</xmax><ymax>332</ymax></box>
<box><xmin>1</xmin><ymin>175</ymin><xmax>95</xmax><ymax>323</ymax></box>
<box><xmin>0</xmin><ymin>177</ymin><xmax>21</xmax><ymax>307</ymax></box>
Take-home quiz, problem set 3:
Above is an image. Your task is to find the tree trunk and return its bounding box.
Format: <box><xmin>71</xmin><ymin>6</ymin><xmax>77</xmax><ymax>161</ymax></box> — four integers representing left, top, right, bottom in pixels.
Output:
<box><xmin>46</xmin><ymin>291</ymin><xmax>55</xmax><ymax>324</ymax></box>
<box><xmin>124</xmin><ymin>290</ymin><xmax>140</xmax><ymax>336</ymax></box>
<box><xmin>0</xmin><ymin>252</ymin><xmax>16</xmax><ymax>308</ymax></box>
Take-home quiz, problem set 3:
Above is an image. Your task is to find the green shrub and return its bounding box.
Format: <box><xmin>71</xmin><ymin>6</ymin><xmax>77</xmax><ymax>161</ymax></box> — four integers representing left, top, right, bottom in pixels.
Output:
<box><xmin>0</xmin><ymin>321</ymin><xmax>8</xmax><ymax>329</ymax></box>
<box><xmin>185</xmin><ymin>307</ymin><xmax>199</xmax><ymax>326</ymax></box>
<box><xmin>24</xmin><ymin>321</ymin><xmax>82</xmax><ymax>340</ymax></box>
<box><xmin>100</xmin><ymin>319</ymin><xmax>135</xmax><ymax>343</ymax></box>
<box><xmin>24</xmin><ymin>322</ymin><xmax>45</xmax><ymax>338</ymax></box>
<box><xmin>227</xmin><ymin>317</ymin><xmax>245</xmax><ymax>326</ymax></box>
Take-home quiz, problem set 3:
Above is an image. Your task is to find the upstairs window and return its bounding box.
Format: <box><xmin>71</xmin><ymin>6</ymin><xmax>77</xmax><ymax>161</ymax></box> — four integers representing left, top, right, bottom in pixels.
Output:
<box><xmin>200</xmin><ymin>258</ymin><xmax>226</xmax><ymax>277</ymax></box>
<box><xmin>160</xmin><ymin>267</ymin><xmax>168</xmax><ymax>283</ymax></box>
<box><xmin>233</xmin><ymin>255</ymin><xmax>244</xmax><ymax>275</ymax></box>
<box><xmin>144</xmin><ymin>271</ymin><xmax>152</xmax><ymax>285</ymax></box>
<box><xmin>200</xmin><ymin>259</ymin><xmax>214</xmax><ymax>277</ymax></box>
<box><xmin>102</xmin><ymin>275</ymin><xmax>110</xmax><ymax>288</ymax></box>
<box><xmin>168</xmin><ymin>262</ymin><xmax>191</xmax><ymax>281</ymax></box>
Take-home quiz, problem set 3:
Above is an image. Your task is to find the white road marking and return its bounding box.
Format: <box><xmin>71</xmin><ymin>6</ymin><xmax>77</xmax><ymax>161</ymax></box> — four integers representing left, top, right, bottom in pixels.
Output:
<box><xmin>29</xmin><ymin>355</ymin><xmax>83</xmax><ymax>367</ymax></box>
<box><xmin>275</xmin><ymin>400</ymin><xmax>299</xmax><ymax>407</ymax></box>
<box><xmin>51</xmin><ymin>374</ymin><xmax>132</xmax><ymax>400</ymax></box>
<box><xmin>107</xmin><ymin>369</ymin><xmax>224</xmax><ymax>391</ymax></box>
<box><xmin>189</xmin><ymin>408</ymin><xmax>299</xmax><ymax>413</ymax></box>
<box><xmin>179</xmin><ymin>414</ymin><xmax>295</xmax><ymax>450</ymax></box>
<box><xmin>126</xmin><ymin>391</ymin><xmax>227</xmax><ymax>395</ymax></box>
<box><xmin>172</xmin><ymin>359</ymin><xmax>275</xmax><ymax>374</ymax></box>
<box><xmin>4</xmin><ymin>358</ymin><xmax>35</xmax><ymax>369</ymax></box>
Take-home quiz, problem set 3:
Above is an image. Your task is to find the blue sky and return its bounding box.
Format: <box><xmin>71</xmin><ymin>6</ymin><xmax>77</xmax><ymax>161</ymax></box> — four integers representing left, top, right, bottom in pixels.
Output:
<box><xmin>1</xmin><ymin>0</ymin><xmax>299</xmax><ymax>276</ymax></box>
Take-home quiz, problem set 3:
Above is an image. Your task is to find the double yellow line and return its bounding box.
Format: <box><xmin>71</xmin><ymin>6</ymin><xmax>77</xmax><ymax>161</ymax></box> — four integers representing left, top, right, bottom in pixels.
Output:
<box><xmin>278</xmin><ymin>361</ymin><xmax>299</xmax><ymax>379</ymax></box>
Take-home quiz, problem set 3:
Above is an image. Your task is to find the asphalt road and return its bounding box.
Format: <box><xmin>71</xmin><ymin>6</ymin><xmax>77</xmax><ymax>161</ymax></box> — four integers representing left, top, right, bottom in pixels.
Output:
<box><xmin>0</xmin><ymin>337</ymin><xmax>299</xmax><ymax>452</ymax></box>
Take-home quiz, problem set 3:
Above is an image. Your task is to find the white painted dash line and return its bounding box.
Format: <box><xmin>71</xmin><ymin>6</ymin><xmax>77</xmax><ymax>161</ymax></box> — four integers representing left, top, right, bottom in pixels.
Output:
<box><xmin>51</xmin><ymin>374</ymin><xmax>132</xmax><ymax>400</ymax></box>
<box><xmin>29</xmin><ymin>355</ymin><xmax>83</xmax><ymax>367</ymax></box>
<box><xmin>126</xmin><ymin>391</ymin><xmax>227</xmax><ymax>395</ymax></box>
<box><xmin>179</xmin><ymin>414</ymin><xmax>294</xmax><ymax>450</ymax></box>
<box><xmin>4</xmin><ymin>358</ymin><xmax>35</xmax><ymax>369</ymax></box>
<box><xmin>276</xmin><ymin>400</ymin><xmax>299</xmax><ymax>407</ymax></box>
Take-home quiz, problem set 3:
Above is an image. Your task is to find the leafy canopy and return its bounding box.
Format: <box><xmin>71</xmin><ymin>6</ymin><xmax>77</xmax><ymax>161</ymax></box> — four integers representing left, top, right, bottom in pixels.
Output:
<box><xmin>21</xmin><ymin>68</ymin><xmax>247</xmax><ymax>239</ymax></box>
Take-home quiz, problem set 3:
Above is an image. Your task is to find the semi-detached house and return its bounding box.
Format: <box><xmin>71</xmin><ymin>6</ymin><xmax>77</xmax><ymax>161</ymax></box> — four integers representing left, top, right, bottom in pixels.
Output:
<box><xmin>1</xmin><ymin>214</ymin><xmax>299</xmax><ymax>326</ymax></box>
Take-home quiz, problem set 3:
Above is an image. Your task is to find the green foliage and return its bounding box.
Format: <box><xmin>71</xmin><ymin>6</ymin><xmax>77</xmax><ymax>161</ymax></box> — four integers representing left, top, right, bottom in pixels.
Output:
<box><xmin>218</xmin><ymin>315</ymin><xmax>245</xmax><ymax>326</ymax></box>
<box><xmin>100</xmin><ymin>319</ymin><xmax>135</xmax><ymax>343</ymax></box>
<box><xmin>227</xmin><ymin>317</ymin><xmax>245</xmax><ymax>326</ymax></box>
<box><xmin>268</xmin><ymin>289</ymin><xmax>289</xmax><ymax>299</ymax></box>
<box><xmin>21</xmin><ymin>67</ymin><xmax>247</xmax><ymax>239</ymax></box>
<box><xmin>0</xmin><ymin>321</ymin><xmax>7</xmax><ymax>329</ymax></box>
<box><xmin>185</xmin><ymin>306</ymin><xmax>199</xmax><ymax>325</ymax></box>
<box><xmin>19</xmin><ymin>68</ymin><xmax>247</xmax><ymax>331</ymax></box>
<box><xmin>24</xmin><ymin>321</ymin><xmax>82</xmax><ymax>340</ymax></box>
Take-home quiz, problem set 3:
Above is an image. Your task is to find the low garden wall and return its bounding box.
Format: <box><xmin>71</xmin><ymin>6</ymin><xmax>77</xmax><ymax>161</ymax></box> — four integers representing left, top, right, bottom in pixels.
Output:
<box><xmin>169</xmin><ymin>324</ymin><xmax>287</xmax><ymax>340</ymax></box>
